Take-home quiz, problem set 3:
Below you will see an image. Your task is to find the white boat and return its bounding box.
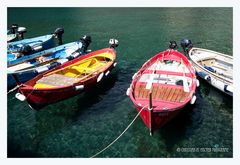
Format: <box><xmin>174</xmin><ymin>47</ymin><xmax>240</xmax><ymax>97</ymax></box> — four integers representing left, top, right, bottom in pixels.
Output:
<box><xmin>188</xmin><ymin>47</ymin><xmax>233</xmax><ymax>96</ymax></box>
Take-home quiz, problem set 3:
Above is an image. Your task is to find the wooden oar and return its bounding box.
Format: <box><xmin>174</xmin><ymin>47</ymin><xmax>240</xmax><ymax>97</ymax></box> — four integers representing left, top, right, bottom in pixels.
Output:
<box><xmin>17</xmin><ymin>58</ymin><xmax>59</xmax><ymax>71</ymax></box>
<box><xmin>8</xmin><ymin>46</ymin><xmax>81</xmax><ymax>68</ymax></box>
<box><xmin>8</xmin><ymin>51</ymin><xmax>54</xmax><ymax>67</ymax></box>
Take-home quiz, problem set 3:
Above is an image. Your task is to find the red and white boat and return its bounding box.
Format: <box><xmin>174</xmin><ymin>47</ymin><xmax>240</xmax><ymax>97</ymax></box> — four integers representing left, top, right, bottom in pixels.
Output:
<box><xmin>14</xmin><ymin>39</ymin><xmax>118</xmax><ymax>110</ymax></box>
<box><xmin>127</xmin><ymin>46</ymin><xmax>198</xmax><ymax>135</ymax></box>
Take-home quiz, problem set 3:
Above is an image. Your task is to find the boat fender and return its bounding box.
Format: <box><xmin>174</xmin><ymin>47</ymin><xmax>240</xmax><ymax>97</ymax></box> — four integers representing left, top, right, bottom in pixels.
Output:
<box><xmin>113</xmin><ymin>62</ymin><xmax>117</xmax><ymax>67</ymax></box>
<box><xmin>70</xmin><ymin>52</ymin><xmax>80</xmax><ymax>58</ymax></box>
<box><xmin>15</xmin><ymin>93</ymin><xmax>26</xmax><ymax>101</ymax></box>
<box><xmin>196</xmin><ymin>79</ymin><xmax>200</xmax><ymax>87</ymax></box>
<box><xmin>56</xmin><ymin>58</ymin><xmax>68</xmax><ymax>65</ymax></box>
<box><xmin>205</xmin><ymin>75</ymin><xmax>211</xmax><ymax>82</ymax></box>
<box><xmin>49</xmin><ymin>62</ymin><xmax>59</xmax><ymax>70</ymax></box>
<box><xmin>204</xmin><ymin>66</ymin><xmax>216</xmax><ymax>73</ymax></box>
<box><xmin>132</xmin><ymin>73</ymin><xmax>137</xmax><ymax>80</ymax></box>
<box><xmin>224</xmin><ymin>85</ymin><xmax>233</xmax><ymax>93</ymax></box>
<box><xmin>105</xmin><ymin>70</ymin><xmax>110</xmax><ymax>76</ymax></box>
<box><xmin>97</xmin><ymin>72</ymin><xmax>104</xmax><ymax>82</ymax></box>
<box><xmin>197</xmin><ymin>71</ymin><xmax>206</xmax><ymax>79</ymax></box>
<box><xmin>33</xmin><ymin>45</ymin><xmax>43</xmax><ymax>51</ymax></box>
<box><xmin>190</xmin><ymin>95</ymin><xmax>197</xmax><ymax>105</ymax></box>
<box><xmin>75</xmin><ymin>85</ymin><xmax>84</xmax><ymax>90</ymax></box>
<box><xmin>36</xmin><ymin>66</ymin><xmax>49</xmax><ymax>73</ymax></box>
<box><xmin>126</xmin><ymin>88</ymin><xmax>130</xmax><ymax>96</ymax></box>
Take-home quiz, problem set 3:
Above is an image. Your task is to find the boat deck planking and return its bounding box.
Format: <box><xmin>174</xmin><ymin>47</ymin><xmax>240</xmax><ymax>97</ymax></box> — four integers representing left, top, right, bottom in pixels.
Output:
<box><xmin>134</xmin><ymin>84</ymin><xmax>189</xmax><ymax>103</ymax></box>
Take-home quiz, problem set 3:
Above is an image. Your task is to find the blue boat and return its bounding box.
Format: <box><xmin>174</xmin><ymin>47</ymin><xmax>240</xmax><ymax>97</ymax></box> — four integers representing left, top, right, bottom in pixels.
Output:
<box><xmin>8</xmin><ymin>35</ymin><xmax>92</xmax><ymax>89</ymax></box>
<box><xmin>7</xmin><ymin>28</ymin><xmax>64</xmax><ymax>61</ymax></box>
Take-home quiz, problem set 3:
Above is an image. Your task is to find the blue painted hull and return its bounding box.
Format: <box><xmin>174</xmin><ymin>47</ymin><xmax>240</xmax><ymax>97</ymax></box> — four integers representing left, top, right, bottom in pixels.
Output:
<box><xmin>7</xmin><ymin>34</ymin><xmax>55</xmax><ymax>62</ymax></box>
<box><xmin>8</xmin><ymin>41</ymin><xmax>88</xmax><ymax>89</ymax></box>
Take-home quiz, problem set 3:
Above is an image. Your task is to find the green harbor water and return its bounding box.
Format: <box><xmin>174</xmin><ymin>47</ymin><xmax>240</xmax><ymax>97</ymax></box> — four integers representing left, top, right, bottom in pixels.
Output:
<box><xmin>7</xmin><ymin>7</ymin><xmax>233</xmax><ymax>158</ymax></box>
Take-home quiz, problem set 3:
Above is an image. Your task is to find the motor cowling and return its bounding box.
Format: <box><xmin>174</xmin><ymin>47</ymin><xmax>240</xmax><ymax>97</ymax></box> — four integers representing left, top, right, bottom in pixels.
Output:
<box><xmin>180</xmin><ymin>39</ymin><xmax>193</xmax><ymax>53</ymax></box>
<box><xmin>10</xmin><ymin>24</ymin><xmax>18</xmax><ymax>34</ymax></box>
<box><xmin>79</xmin><ymin>35</ymin><xmax>92</xmax><ymax>53</ymax></box>
<box><xmin>169</xmin><ymin>40</ymin><xmax>177</xmax><ymax>49</ymax></box>
<box><xmin>109</xmin><ymin>39</ymin><xmax>119</xmax><ymax>49</ymax></box>
<box><xmin>54</xmin><ymin>27</ymin><xmax>64</xmax><ymax>45</ymax></box>
<box><xmin>19</xmin><ymin>44</ymin><xmax>33</xmax><ymax>55</ymax></box>
<box><xmin>17</xmin><ymin>27</ymin><xmax>27</xmax><ymax>39</ymax></box>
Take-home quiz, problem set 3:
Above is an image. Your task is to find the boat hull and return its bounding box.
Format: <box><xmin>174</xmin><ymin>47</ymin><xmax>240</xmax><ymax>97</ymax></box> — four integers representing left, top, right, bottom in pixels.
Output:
<box><xmin>136</xmin><ymin>104</ymin><xmax>185</xmax><ymax>131</ymax></box>
<box><xmin>128</xmin><ymin>49</ymin><xmax>197</xmax><ymax>134</ymax></box>
<box><xmin>18</xmin><ymin>48</ymin><xmax>117</xmax><ymax>110</ymax></box>
<box><xmin>7</xmin><ymin>41</ymin><xmax>86</xmax><ymax>89</ymax></box>
<box><xmin>20</xmin><ymin>63</ymin><xmax>115</xmax><ymax>110</ymax></box>
<box><xmin>7</xmin><ymin>34</ymin><xmax>55</xmax><ymax>61</ymax></box>
<box><xmin>188</xmin><ymin>47</ymin><xmax>233</xmax><ymax>96</ymax></box>
<box><xmin>194</xmin><ymin>65</ymin><xmax>232</xmax><ymax>96</ymax></box>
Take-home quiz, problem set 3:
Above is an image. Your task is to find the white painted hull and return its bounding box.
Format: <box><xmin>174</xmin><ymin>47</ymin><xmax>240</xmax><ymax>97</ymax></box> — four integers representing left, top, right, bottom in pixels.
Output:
<box><xmin>188</xmin><ymin>47</ymin><xmax>233</xmax><ymax>96</ymax></box>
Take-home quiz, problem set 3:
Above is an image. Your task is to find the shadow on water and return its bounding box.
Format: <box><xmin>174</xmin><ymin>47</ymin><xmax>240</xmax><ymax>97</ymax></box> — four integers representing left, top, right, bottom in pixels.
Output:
<box><xmin>198</xmin><ymin>78</ymin><xmax>233</xmax><ymax>113</ymax></box>
<box><xmin>8</xmin><ymin>143</ymin><xmax>42</xmax><ymax>158</ymax></box>
<box><xmin>157</xmin><ymin>103</ymin><xmax>197</xmax><ymax>153</ymax></box>
<box><xmin>8</xmin><ymin>70</ymin><xmax>119</xmax><ymax>158</ymax></box>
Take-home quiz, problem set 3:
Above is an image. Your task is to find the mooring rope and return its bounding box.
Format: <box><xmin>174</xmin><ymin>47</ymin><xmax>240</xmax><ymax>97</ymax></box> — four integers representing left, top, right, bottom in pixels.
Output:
<box><xmin>90</xmin><ymin>104</ymin><xmax>148</xmax><ymax>158</ymax></box>
<box><xmin>7</xmin><ymin>85</ymin><xmax>19</xmax><ymax>94</ymax></box>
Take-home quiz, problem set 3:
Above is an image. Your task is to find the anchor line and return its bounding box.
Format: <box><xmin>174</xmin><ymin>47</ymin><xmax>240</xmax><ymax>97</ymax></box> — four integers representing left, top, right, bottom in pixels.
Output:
<box><xmin>90</xmin><ymin>105</ymin><xmax>148</xmax><ymax>158</ymax></box>
<box><xmin>7</xmin><ymin>85</ymin><xmax>19</xmax><ymax>94</ymax></box>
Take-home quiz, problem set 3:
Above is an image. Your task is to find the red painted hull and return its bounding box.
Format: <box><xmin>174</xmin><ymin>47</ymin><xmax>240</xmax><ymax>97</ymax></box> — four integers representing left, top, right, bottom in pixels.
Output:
<box><xmin>19</xmin><ymin>48</ymin><xmax>117</xmax><ymax>110</ymax></box>
<box><xmin>128</xmin><ymin>49</ymin><xmax>197</xmax><ymax>133</ymax></box>
<box><xmin>136</xmin><ymin>104</ymin><xmax>186</xmax><ymax>131</ymax></box>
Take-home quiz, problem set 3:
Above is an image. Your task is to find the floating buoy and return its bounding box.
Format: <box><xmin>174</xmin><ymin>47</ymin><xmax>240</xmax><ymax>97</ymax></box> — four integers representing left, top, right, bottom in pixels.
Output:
<box><xmin>75</xmin><ymin>85</ymin><xmax>84</xmax><ymax>90</ymax></box>
<box><xmin>105</xmin><ymin>70</ymin><xmax>110</xmax><ymax>76</ymax></box>
<box><xmin>97</xmin><ymin>72</ymin><xmax>104</xmax><ymax>82</ymax></box>
<box><xmin>113</xmin><ymin>62</ymin><xmax>117</xmax><ymax>67</ymax></box>
<box><xmin>15</xmin><ymin>93</ymin><xmax>26</xmax><ymax>101</ymax></box>
<box><xmin>126</xmin><ymin>88</ymin><xmax>130</xmax><ymax>96</ymax></box>
<box><xmin>190</xmin><ymin>95</ymin><xmax>197</xmax><ymax>104</ymax></box>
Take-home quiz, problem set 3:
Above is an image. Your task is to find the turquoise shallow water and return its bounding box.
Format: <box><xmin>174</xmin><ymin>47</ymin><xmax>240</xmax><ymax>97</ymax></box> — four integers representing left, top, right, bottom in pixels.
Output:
<box><xmin>7</xmin><ymin>7</ymin><xmax>232</xmax><ymax>157</ymax></box>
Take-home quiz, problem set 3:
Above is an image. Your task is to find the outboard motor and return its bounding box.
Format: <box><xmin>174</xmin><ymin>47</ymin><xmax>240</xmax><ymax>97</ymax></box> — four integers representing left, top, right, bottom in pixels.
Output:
<box><xmin>109</xmin><ymin>39</ymin><xmax>119</xmax><ymax>49</ymax></box>
<box><xmin>180</xmin><ymin>39</ymin><xmax>193</xmax><ymax>53</ymax></box>
<box><xmin>169</xmin><ymin>40</ymin><xmax>177</xmax><ymax>49</ymax></box>
<box><xmin>17</xmin><ymin>27</ymin><xmax>27</xmax><ymax>39</ymax></box>
<box><xmin>80</xmin><ymin>35</ymin><xmax>92</xmax><ymax>52</ymax></box>
<box><xmin>53</xmin><ymin>27</ymin><xmax>64</xmax><ymax>45</ymax></box>
<box><xmin>10</xmin><ymin>24</ymin><xmax>18</xmax><ymax>34</ymax></box>
<box><xmin>19</xmin><ymin>44</ymin><xmax>33</xmax><ymax>55</ymax></box>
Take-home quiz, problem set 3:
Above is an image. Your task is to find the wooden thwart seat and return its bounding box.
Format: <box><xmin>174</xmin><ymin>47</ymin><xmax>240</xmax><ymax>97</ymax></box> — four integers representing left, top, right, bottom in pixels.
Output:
<box><xmin>36</xmin><ymin>73</ymin><xmax>81</xmax><ymax>87</ymax></box>
<box><xmin>134</xmin><ymin>84</ymin><xmax>189</xmax><ymax>103</ymax></box>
